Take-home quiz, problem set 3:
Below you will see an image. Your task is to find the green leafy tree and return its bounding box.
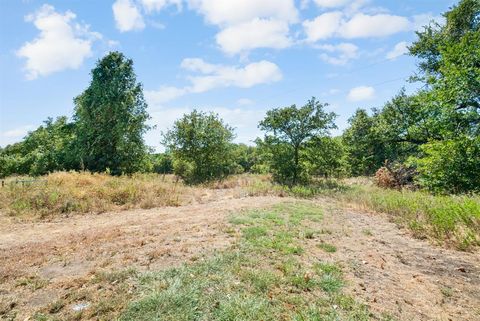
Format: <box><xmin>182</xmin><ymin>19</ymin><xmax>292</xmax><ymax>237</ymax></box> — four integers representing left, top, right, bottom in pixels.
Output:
<box><xmin>232</xmin><ymin>143</ymin><xmax>257</xmax><ymax>173</ymax></box>
<box><xmin>259</xmin><ymin>98</ymin><xmax>336</xmax><ymax>185</ymax></box>
<box><xmin>306</xmin><ymin>136</ymin><xmax>348</xmax><ymax>178</ymax></box>
<box><xmin>407</xmin><ymin>0</ymin><xmax>480</xmax><ymax>192</ymax></box>
<box><xmin>410</xmin><ymin>136</ymin><xmax>480</xmax><ymax>193</ymax></box>
<box><xmin>0</xmin><ymin>116</ymin><xmax>76</xmax><ymax>177</ymax></box>
<box><xmin>163</xmin><ymin>110</ymin><xmax>236</xmax><ymax>184</ymax></box>
<box><xmin>73</xmin><ymin>51</ymin><xmax>151</xmax><ymax>175</ymax></box>
<box><xmin>342</xmin><ymin>109</ymin><xmax>383</xmax><ymax>176</ymax></box>
<box><xmin>149</xmin><ymin>153</ymin><xmax>174</xmax><ymax>174</ymax></box>
<box><xmin>408</xmin><ymin>0</ymin><xmax>479</xmax><ymax>139</ymax></box>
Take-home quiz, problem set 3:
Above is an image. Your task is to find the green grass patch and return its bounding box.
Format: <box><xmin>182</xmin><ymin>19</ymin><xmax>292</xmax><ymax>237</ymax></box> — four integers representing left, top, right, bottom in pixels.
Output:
<box><xmin>120</xmin><ymin>202</ymin><xmax>374</xmax><ymax>320</ymax></box>
<box><xmin>317</xmin><ymin>242</ymin><xmax>337</xmax><ymax>253</ymax></box>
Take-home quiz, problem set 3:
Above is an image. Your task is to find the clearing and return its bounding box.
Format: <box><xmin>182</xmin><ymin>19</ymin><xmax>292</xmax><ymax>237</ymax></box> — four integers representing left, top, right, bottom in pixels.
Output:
<box><xmin>0</xmin><ymin>194</ymin><xmax>479</xmax><ymax>320</ymax></box>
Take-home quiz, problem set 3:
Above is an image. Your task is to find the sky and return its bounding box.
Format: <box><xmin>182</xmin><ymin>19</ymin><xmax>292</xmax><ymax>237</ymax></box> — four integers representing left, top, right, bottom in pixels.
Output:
<box><xmin>0</xmin><ymin>0</ymin><xmax>456</xmax><ymax>151</ymax></box>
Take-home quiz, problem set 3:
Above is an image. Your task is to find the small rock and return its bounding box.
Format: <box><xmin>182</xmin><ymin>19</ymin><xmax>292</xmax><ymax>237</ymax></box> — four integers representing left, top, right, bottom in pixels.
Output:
<box><xmin>73</xmin><ymin>302</ymin><xmax>90</xmax><ymax>312</ymax></box>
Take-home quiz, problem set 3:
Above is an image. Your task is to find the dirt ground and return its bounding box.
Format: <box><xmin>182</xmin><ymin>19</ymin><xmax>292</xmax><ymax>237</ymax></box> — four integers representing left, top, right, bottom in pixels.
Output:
<box><xmin>0</xmin><ymin>194</ymin><xmax>479</xmax><ymax>320</ymax></box>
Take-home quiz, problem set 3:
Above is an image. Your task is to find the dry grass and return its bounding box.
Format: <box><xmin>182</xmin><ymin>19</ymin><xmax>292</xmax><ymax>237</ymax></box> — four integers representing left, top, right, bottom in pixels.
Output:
<box><xmin>0</xmin><ymin>172</ymin><xmax>195</xmax><ymax>219</ymax></box>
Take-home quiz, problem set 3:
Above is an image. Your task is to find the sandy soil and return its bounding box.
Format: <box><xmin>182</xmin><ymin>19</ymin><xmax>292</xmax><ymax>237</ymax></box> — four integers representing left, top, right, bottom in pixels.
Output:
<box><xmin>0</xmin><ymin>195</ymin><xmax>479</xmax><ymax>320</ymax></box>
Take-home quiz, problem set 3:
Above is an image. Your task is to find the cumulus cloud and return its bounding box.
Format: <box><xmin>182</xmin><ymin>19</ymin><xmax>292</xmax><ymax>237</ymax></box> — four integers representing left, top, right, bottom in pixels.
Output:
<box><xmin>16</xmin><ymin>5</ymin><xmax>100</xmax><ymax>80</ymax></box>
<box><xmin>317</xmin><ymin>42</ymin><xmax>358</xmax><ymax>65</ymax></box>
<box><xmin>0</xmin><ymin>125</ymin><xmax>35</xmax><ymax>147</ymax></box>
<box><xmin>303</xmin><ymin>12</ymin><xmax>343</xmax><ymax>42</ymax></box>
<box><xmin>386</xmin><ymin>41</ymin><xmax>409</xmax><ymax>60</ymax></box>
<box><xmin>303</xmin><ymin>12</ymin><xmax>411</xmax><ymax>41</ymax></box>
<box><xmin>113</xmin><ymin>0</ymin><xmax>145</xmax><ymax>32</ymax></box>
<box><xmin>216</xmin><ymin>18</ymin><xmax>292</xmax><ymax>55</ymax></box>
<box><xmin>188</xmin><ymin>0</ymin><xmax>298</xmax><ymax>26</ymax></box>
<box><xmin>188</xmin><ymin>0</ymin><xmax>298</xmax><ymax>55</ymax></box>
<box><xmin>347</xmin><ymin>86</ymin><xmax>375</xmax><ymax>101</ymax></box>
<box><xmin>313</xmin><ymin>0</ymin><xmax>351</xmax><ymax>8</ymax></box>
<box><xmin>146</xmin><ymin>58</ymin><xmax>282</xmax><ymax>105</ymax></box>
<box><xmin>339</xmin><ymin>13</ymin><xmax>410</xmax><ymax>38</ymax></box>
<box><xmin>140</xmin><ymin>0</ymin><xmax>182</xmax><ymax>13</ymax></box>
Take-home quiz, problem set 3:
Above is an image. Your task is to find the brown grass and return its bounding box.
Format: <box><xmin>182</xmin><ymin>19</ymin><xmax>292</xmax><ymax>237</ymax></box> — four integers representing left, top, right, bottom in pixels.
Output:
<box><xmin>0</xmin><ymin>172</ymin><xmax>195</xmax><ymax>219</ymax></box>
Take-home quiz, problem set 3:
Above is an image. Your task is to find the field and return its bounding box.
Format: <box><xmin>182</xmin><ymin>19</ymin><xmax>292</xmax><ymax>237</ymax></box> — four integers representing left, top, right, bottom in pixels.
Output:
<box><xmin>0</xmin><ymin>173</ymin><xmax>479</xmax><ymax>320</ymax></box>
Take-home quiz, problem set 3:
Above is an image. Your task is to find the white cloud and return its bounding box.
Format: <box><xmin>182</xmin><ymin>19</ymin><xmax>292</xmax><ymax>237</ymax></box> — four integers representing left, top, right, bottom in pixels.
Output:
<box><xmin>313</xmin><ymin>0</ymin><xmax>350</xmax><ymax>8</ymax></box>
<box><xmin>386</xmin><ymin>41</ymin><xmax>408</xmax><ymax>60</ymax></box>
<box><xmin>146</xmin><ymin>59</ymin><xmax>282</xmax><ymax>105</ymax></box>
<box><xmin>216</xmin><ymin>18</ymin><xmax>292</xmax><ymax>54</ymax></box>
<box><xmin>187</xmin><ymin>59</ymin><xmax>282</xmax><ymax>93</ymax></box>
<box><xmin>347</xmin><ymin>86</ymin><xmax>375</xmax><ymax>101</ymax></box>
<box><xmin>317</xmin><ymin>42</ymin><xmax>358</xmax><ymax>65</ymax></box>
<box><xmin>188</xmin><ymin>0</ymin><xmax>298</xmax><ymax>26</ymax></box>
<box><xmin>145</xmin><ymin>86</ymin><xmax>187</xmax><ymax>105</ymax></box>
<box><xmin>303</xmin><ymin>12</ymin><xmax>343</xmax><ymax>42</ymax></box>
<box><xmin>2</xmin><ymin>125</ymin><xmax>35</xmax><ymax>138</ymax></box>
<box><xmin>339</xmin><ymin>13</ymin><xmax>410</xmax><ymax>38</ymax></box>
<box><xmin>303</xmin><ymin>12</ymin><xmax>411</xmax><ymax>41</ymax></box>
<box><xmin>113</xmin><ymin>0</ymin><xmax>145</xmax><ymax>32</ymax></box>
<box><xmin>237</xmin><ymin>98</ymin><xmax>254</xmax><ymax>106</ymax></box>
<box><xmin>0</xmin><ymin>125</ymin><xmax>35</xmax><ymax>147</ymax></box>
<box><xmin>140</xmin><ymin>0</ymin><xmax>182</xmax><ymax>13</ymax></box>
<box><xmin>16</xmin><ymin>5</ymin><xmax>100</xmax><ymax>80</ymax></box>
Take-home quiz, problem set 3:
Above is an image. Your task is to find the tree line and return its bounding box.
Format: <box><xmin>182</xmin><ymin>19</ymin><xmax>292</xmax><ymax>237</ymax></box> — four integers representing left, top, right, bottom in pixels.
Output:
<box><xmin>1</xmin><ymin>0</ymin><xmax>478</xmax><ymax>194</ymax></box>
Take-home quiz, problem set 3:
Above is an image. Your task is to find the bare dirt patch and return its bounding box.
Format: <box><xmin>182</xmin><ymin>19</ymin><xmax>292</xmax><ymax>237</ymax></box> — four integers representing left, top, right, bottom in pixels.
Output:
<box><xmin>1</xmin><ymin>195</ymin><xmax>479</xmax><ymax>320</ymax></box>
<box><xmin>310</xmin><ymin>199</ymin><xmax>480</xmax><ymax>321</ymax></box>
<box><xmin>0</xmin><ymin>195</ymin><xmax>284</xmax><ymax>319</ymax></box>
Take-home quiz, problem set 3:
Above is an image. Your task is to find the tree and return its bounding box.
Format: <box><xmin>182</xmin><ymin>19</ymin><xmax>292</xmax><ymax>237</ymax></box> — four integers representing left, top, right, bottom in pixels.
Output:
<box><xmin>306</xmin><ymin>136</ymin><xmax>348</xmax><ymax>178</ymax></box>
<box><xmin>342</xmin><ymin>109</ymin><xmax>383</xmax><ymax>176</ymax></box>
<box><xmin>408</xmin><ymin>0</ymin><xmax>479</xmax><ymax>139</ymax></box>
<box><xmin>0</xmin><ymin>116</ymin><xmax>77</xmax><ymax>177</ymax></box>
<box><xmin>163</xmin><ymin>110</ymin><xmax>236</xmax><ymax>184</ymax></box>
<box><xmin>259</xmin><ymin>98</ymin><xmax>336</xmax><ymax>185</ymax></box>
<box><xmin>410</xmin><ymin>136</ymin><xmax>480</xmax><ymax>193</ymax></box>
<box><xmin>73</xmin><ymin>51</ymin><xmax>151</xmax><ymax>175</ymax></box>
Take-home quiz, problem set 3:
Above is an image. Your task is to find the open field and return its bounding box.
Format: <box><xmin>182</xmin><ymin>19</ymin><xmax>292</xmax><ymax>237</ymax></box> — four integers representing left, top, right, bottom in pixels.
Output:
<box><xmin>0</xmin><ymin>174</ymin><xmax>479</xmax><ymax>320</ymax></box>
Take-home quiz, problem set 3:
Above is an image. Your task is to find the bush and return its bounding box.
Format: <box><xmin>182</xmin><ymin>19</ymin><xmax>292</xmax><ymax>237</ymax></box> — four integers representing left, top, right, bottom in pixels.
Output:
<box><xmin>412</xmin><ymin>137</ymin><xmax>480</xmax><ymax>194</ymax></box>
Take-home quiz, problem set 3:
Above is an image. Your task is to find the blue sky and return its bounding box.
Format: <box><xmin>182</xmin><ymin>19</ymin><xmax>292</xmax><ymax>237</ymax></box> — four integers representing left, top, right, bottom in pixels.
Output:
<box><xmin>0</xmin><ymin>0</ymin><xmax>455</xmax><ymax>150</ymax></box>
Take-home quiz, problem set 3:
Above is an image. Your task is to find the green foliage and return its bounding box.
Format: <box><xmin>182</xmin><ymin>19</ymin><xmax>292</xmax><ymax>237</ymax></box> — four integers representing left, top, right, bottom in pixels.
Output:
<box><xmin>0</xmin><ymin>117</ymin><xmax>77</xmax><ymax>177</ymax></box>
<box><xmin>306</xmin><ymin>136</ymin><xmax>348</xmax><ymax>178</ymax></box>
<box><xmin>259</xmin><ymin>97</ymin><xmax>337</xmax><ymax>185</ymax></box>
<box><xmin>74</xmin><ymin>51</ymin><xmax>151</xmax><ymax>175</ymax></box>
<box><xmin>342</xmin><ymin>109</ymin><xmax>384</xmax><ymax>176</ymax></box>
<box><xmin>411</xmin><ymin>136</ymin><xmax>480</xmax><ymax>193</ymax></box>
<box><xmin>163</xmin><ymin>110</ymin><xmax>236</xmax><ymax>184</ymax></box>
<box><xmin>150</xmin><ymin>153</ymin><xmax>174</xmax><ymax>174</ymax></box>
<box><xmin>341</xmin><ymin>0</ymin><xmax>480</xmax><ymax>193</ymax></box>
<box><xmin>231</xmin><ymin>143</ymin><xmax>258</xmax><ymax>173</ymax></box>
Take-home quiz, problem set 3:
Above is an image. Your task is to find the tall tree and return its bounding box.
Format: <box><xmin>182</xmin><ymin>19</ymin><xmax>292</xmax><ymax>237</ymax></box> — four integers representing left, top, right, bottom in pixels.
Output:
<box><xmin>0</xmin><ymin>116</ymin><xmax>76</xmax><ymax>177</ymax></box>
<box><xmin>259</xmin><ymin>98</ymin><xmax>336</xmax><ymax>185</ymax></box>
<box><xmin>73</xmin><ymin>52</ymin><xmax>150</xmax><ymax>175</ymax></box>
<box><xmin>342</xmin><ymin>109</ymin><xmax>383</xmax><ymax>176</ymax></box>
<box><xmin>163</xmin><ymin>110</ymin><xmax>236</xmax><ymax>184</ymax></box>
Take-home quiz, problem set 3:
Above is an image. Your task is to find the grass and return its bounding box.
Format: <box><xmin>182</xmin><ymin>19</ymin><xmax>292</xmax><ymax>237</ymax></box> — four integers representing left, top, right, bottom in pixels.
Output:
<box><xmin>1</xmin><ymin>172</ymin><xmax>478</xmax><ymax>249</ymax></box>
<box><xmin>335</xmin><ymin>183</ymin><xmax>480</xmax><ymax>250</ymax></box>
<box><xmin>0</xmin><ymin>172</ymin><xmax>194</xmax><ymax>219</ymax></box>
<box><xmin>119</xmin><ymin>202</ymin><xmax>376</xmax><ymax>320</ymax></box>
<box><xmin>317</xmin><ymin>242</ymin><xmax>337</xmax><ymax>253</ymax></box>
